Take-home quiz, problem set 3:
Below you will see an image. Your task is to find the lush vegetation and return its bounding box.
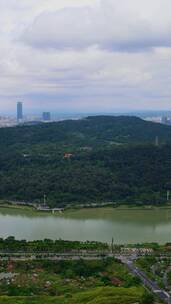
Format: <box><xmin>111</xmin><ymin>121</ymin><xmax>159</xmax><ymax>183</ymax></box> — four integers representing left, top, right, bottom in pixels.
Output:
<box><xmin>0</xmin><ymin>237</ymin><xmax>108</xmax><ymax>253</ymax></box>
<box><xmin>167</xmin><ymin>271</ymin><xmax>171</xmax><ymax>285</ymax></box>
<box><xmin>0</xmin><ymin>287</ymin><xmax>145</xmax><ymax>304</ymax></box>
<box><xmin>1</xmin><ymin>115</ymin><xmax>171</xmax><ymax>206</ymax></box>
<box><xmin>1</xmin><ymin>115</ymin><xmax>171</xmax><ymax>147</ymax></box>
<box><xmin>0</xmin><ymin>258</ymin><xmax>147</xmax><ymax>304</ymax></box>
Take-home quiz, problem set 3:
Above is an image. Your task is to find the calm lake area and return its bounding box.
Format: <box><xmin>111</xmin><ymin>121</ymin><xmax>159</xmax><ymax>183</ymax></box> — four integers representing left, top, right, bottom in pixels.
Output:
<box><xmin>0</xmin><ymin>207</ymin><xmax>171</xmax><ymax>244</ymax></box>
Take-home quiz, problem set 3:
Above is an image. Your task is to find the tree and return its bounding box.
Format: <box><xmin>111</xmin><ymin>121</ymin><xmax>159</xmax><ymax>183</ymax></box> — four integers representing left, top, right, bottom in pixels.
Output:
<box><xmin>141</xmin><ymin>292</ymin><xmax>154</xmax><ymax>304</ymax></box>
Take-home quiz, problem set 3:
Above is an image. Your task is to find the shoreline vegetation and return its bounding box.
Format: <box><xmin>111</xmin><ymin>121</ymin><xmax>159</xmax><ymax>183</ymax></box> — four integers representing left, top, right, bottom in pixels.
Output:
<box><xmin>0</xmin><ymin>237</ymin><xmax>109</xmax><ymax>252</ymax></box>
<box><xmin>0</xmin><ymin>236</ymin><xmax>168</xmax><ymax>252</ymax></box>
<box><xmin>1</xmin><ymin>201</ymin><xmax>171</xmax><ymax>215</ymax></box>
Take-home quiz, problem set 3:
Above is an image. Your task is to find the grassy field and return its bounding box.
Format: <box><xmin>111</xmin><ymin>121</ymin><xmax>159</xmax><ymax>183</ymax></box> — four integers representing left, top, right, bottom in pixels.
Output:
<box><xmin>0</xmin><ymin>287</ymin><xmax>144</xmax><ymax>304</ymax></box>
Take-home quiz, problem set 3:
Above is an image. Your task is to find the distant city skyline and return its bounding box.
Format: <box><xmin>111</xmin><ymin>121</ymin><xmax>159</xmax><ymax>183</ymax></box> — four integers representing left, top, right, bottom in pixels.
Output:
<box><xmin>1</xmin><ymin>1</ymin><xmax>171</xmax><ymax>112</ymax></box>
<box><xmin>0</xmin><ymin>100</ymin><xmax>171</xmax><ymax>127</ymax></box>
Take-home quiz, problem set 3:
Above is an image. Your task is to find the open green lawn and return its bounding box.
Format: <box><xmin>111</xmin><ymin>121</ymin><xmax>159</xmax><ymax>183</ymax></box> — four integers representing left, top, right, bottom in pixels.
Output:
<box><xmin>0</xmin><ymin>286</ymin><xmax>144</xmax><ymax>304</ymax></box>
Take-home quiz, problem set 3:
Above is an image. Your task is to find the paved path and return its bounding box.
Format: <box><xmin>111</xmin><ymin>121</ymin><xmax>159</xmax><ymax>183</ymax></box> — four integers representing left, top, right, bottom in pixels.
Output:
<box><xmin>0</xmin><ymin>252</ymin><xmax>114</xmax><ymax>261</ymax></box>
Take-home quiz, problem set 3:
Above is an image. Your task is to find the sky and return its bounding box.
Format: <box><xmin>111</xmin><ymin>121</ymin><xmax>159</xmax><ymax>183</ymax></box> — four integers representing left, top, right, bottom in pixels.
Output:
<box><xmin>1</xmin><ymin>0</ymin><xmax>171</xmax><ymax>114</ymax></box>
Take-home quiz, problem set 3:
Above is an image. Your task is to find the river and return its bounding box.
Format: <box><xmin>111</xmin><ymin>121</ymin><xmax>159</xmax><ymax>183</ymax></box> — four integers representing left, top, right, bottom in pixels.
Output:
<box><xmin>0</xmin><ymin>207</ymin><xmax>171</xmax><ymax>244</ymax></box>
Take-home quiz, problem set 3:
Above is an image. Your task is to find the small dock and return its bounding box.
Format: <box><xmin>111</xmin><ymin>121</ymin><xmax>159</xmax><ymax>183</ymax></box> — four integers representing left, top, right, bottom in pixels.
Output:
<box><xmin>36</xmin><ymin>207</ymin><xmax>64</xmax><ymax>213</ymax></box>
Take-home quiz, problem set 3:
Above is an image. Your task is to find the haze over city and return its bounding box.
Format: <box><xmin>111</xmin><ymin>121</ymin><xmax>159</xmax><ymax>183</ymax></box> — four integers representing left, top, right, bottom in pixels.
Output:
<box><xmin>1</xmin><ymin>0</ymin><xmax>171</xmax><ymax>114</ymax></box>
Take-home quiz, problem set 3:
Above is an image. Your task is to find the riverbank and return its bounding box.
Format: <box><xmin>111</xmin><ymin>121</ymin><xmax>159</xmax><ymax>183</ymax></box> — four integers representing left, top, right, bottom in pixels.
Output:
<box><xmin>0</xmin><ymin>202</ymin><xmax>65</xmax><ymax>215</ymax></box>
<box><xmin>1</xmin><ymin>201</ymin><xmax>171</xmax><ymax>215</ymax></box>
<box><xmin>0</xmin><ymin>202</ymin><xmax>38</xmax><ymax>212</ymax></box>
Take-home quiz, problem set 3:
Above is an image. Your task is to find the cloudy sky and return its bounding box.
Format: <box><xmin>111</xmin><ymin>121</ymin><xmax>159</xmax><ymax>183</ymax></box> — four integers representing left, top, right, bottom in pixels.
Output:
<box><xmin>1</xmin><ymin>0</ymin><xmax>171</xmax><ymax>114</ymax></box>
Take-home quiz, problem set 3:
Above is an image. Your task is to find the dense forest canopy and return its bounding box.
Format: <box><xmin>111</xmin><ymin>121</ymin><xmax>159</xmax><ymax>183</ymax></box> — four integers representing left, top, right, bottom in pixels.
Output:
<box><xmin>0</xmin><ymin>115</ymin><xmax>171</xmax><ymax>206</ymax></box>
<box><xmin>1</xmin><ymin>115</ymin><xmax>171</xmax><ymax>147</ymax></box>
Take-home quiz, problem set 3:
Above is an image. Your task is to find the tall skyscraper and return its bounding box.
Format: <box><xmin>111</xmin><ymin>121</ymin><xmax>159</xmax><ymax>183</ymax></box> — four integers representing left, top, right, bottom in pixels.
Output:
<box><xmin>17</xmin><ymin>102</ymin><xmax>23</xmax><ymax>121</ymax></box>
<box><xmin>42</xmin><ymin>112</ymin><xmax>51</xmax><ymax>121</ymax></box>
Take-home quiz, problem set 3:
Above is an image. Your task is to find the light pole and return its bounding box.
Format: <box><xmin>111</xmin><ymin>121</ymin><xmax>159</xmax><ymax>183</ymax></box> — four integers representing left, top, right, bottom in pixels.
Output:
<box><xmin>43</xmin><ymin>194</ymin><xmax>46</xmax><ymax>206</ymax></box>
<box><xmin>111</xmin><ymin>237</ymin><xmax>114</xmax><ymax>254</ymax></box>
<box><xmin>167</xmin><ymin>190</ymin><xmax>170</xmax><ymax>202</ymax></box>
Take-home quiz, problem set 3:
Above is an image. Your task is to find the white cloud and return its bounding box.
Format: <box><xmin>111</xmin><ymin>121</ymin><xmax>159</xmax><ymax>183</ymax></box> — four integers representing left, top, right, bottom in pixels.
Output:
<box><xmin>0</xmin><ymin>0</ymin><xmax>171</xmax><ymax>113</ymax></box>
<box><xmin>23</xmin><ymin>0</ymin><xmax>171</xmax><ymax>50</ymax></box>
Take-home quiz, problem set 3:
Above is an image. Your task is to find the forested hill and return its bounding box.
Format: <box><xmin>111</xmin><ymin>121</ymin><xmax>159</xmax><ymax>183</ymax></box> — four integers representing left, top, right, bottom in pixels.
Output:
<box><xmin>1</xmin><ymin>115</ymin><xmax>171</xmax><ymax>206</ymax></box>
<box><xmin>1</xmin><ymin>115</ymin><xmax>171</xmax><ymax>147</ymax></box>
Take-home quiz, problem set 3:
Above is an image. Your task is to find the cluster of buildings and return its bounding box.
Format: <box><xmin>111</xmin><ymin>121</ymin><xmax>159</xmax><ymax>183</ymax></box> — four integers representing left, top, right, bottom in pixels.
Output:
<box><xmin>0</xmin><ymin>116</ymin><xmax>16</xmax><ymax>127</ymax></box>
<box><xmin>144</xmin><ymin>115</ymin><xmax>171</xmax><ymax>125</ymax></box>
<box><xmin>161</xmin><ymin>116</ymin><xmax>171</xmax><ymax>125</ymax></box>
<box><xmin>0</xmin><ymin>101</ymin><xmax>83</xmax><ymax>128</ymax></box>
<box><xmin>17</xmin><ymin>102</ymin><xmax>51</xmax><ymax>123</ymax></box>
<box><xmin>0</xmin><ymin>102</ymin><xmax>52</xmax><ymax>128</ymax></box>
<box><xmin>121</xmin><ymin>247</ymin><xmax>154</xmax><ymax>255</ymax></box>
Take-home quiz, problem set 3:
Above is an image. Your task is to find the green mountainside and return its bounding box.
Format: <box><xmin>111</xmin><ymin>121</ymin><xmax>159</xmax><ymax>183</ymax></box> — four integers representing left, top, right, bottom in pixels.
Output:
<box><xmin>0</xmin><ymin>115</ymin><xmax>171</xmax><ymax>206</ymax></box>
<box><xmin>1</xmin><ymin>115</ymin><xmax>171</xmax><ymax>147</ymax></box>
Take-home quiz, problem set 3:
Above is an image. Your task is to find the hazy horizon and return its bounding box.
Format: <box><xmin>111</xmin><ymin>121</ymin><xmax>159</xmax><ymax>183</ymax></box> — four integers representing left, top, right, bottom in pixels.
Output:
<box><xmin>2</xmin><ymin>108</ymin><xmax>171</xmax><ymax>118</ymax></box>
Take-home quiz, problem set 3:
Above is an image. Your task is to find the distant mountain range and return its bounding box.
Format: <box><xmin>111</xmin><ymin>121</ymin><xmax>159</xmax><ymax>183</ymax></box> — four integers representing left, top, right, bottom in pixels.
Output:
<box><xmin>0</xmin><ymin>115</ymin><xmax>171</xmax><ymax>206</ymax></box>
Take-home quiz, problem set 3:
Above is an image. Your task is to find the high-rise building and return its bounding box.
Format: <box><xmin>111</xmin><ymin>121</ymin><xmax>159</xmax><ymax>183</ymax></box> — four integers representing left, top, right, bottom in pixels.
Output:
<box><xmin>161</xmin><ymin>116</ymin><xmax>168</xmax><ymax>125</ymax></box>
<box><xmin>42</xmin><ymin>112</ymin><xmax>51</xmax><ymax>121</ymax></box>
<box><xmin>17</xmin><ymin>102</ymin><xmax>23</xmax><ymax>121</ymax></box>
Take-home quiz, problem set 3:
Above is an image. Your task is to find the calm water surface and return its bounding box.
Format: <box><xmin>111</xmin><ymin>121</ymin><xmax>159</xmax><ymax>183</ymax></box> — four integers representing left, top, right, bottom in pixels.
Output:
<box><xmin>0</xmin><ymin>208</ymin><xmax>171</xmax><ymax>244</ymax></box>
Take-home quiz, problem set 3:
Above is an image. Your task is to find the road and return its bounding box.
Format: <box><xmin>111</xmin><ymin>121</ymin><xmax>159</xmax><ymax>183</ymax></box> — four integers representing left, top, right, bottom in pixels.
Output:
<box><xmin>0</xmin><ymin>252</ymin><xmax>113</xmax><ymax>261</ymax></box>
<box><xmin>118</xmin><ymin>255</ymin><xmax>171</xmax><ymax>304</ymax></box>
